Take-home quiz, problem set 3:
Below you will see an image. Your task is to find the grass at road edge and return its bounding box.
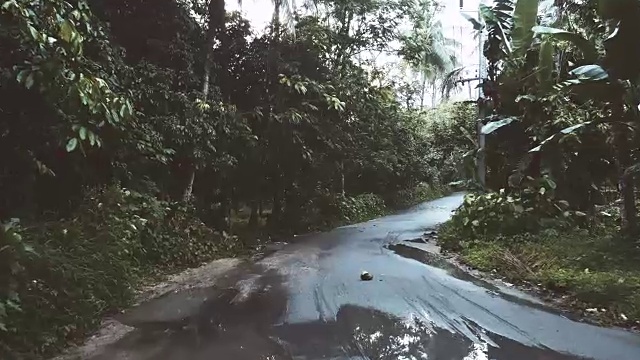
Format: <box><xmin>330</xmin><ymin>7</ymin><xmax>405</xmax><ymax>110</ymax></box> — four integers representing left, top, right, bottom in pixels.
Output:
<box><xmin>438</xmin><ymin>222</ymin><xmax>640</xmax><ymax>329</ymax></box>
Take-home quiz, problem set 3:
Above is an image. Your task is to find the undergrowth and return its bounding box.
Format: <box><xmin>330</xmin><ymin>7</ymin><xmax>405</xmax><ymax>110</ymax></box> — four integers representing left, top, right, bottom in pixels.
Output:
<box><xmin>336</xmin><ymin>183</ymin><xmax>450</xmax><ymax>225</ymax></box>
<box><xmin>439</xmin><ymin>191</ymin><xmax>640</xmax><ymax>326</ymax></box>
<box><xmin>0</xmin><ymin>186</ymin><xmax>246</xmax><ymax>359</ymax></box>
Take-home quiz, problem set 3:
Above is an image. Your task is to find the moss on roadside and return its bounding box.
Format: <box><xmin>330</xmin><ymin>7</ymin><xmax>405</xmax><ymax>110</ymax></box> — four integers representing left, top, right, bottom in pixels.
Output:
<box><xmin>439</xmin><ymin>224</ymin><xmax>640</xmax><ymax>326</ymax></box>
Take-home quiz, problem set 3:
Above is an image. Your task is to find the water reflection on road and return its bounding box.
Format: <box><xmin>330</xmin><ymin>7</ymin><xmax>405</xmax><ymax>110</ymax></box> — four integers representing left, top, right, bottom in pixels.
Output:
<box><xmin>272</xmin><ymin>305</ymin><xmax>585</xmax><ymax>360</ymax></box>
<box><xmin>94</xmin><ymin>303</ymin><xmax>586</xmax><ymax>360</ymax></box>
<box><xmin>85</xmin><ymin>193</ymin><xmax>640</xmax><ymax>360</ymax></box>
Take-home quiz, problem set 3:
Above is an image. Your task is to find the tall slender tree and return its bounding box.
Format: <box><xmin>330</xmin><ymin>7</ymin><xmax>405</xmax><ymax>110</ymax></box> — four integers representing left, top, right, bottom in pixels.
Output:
<box><xmin>399</xmin><ymin>1</ymin><xmax>459</xmax><ymax>108</ymax></box>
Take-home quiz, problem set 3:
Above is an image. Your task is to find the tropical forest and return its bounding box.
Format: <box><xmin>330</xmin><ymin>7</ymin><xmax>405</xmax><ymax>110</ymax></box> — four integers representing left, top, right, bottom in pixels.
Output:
<box><xmin>1</xmin><ymin>0</ymin><xmax>640</xmax><ymax>359</ymax></box>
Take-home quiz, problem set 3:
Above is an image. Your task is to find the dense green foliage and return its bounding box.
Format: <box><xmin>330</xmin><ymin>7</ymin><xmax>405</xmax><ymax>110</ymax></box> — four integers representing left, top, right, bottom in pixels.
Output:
<box><xmin>440</xmin><ymin>212</ymin><xmax>640</xmax><ymax>325</ymax></box>
<box><xmin>420</xmin><ymin>102</ymin><xmax>477</xmax><ymax>185</ymax></box>
<box><xmin>0</xmin><ymin>0</ymin><xmax>471</xmax><ymax>356</ymax></box>
<box><xmin>2</xmin><ymin>186</ymin><xmax>244</xmax><ymax>357</ymax></box>
<box><xmin>440</xmin><ymin>0</ymin><xmax>640</xmax><ymax>325</ymax></box>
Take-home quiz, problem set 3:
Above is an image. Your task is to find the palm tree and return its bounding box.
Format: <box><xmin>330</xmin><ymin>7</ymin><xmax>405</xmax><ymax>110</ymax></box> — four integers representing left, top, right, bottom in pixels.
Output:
<box><xmin>400</xmin><ymin>0</ymin><xmax>459</xmax><ymax>108</ymax></box>
<box><xmin>414</xmin><ymin>20</ymin><xmax>459</xmax><ymax>108</ymax></box>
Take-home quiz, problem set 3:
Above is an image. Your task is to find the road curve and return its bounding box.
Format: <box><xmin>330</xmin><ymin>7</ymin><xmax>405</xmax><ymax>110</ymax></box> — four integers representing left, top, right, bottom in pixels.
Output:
<box><xmin>90</xmin><ymin>193</ymin><xmax>640</xmax><ymax>360</ymax></box>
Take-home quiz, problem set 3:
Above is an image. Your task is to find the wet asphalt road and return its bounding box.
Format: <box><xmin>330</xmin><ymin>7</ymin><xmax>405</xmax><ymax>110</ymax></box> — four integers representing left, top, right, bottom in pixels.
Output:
<box><xmin>93</xmin><ymin>193</ymin><xmax>640</xmax><ymax>360</ymax></box>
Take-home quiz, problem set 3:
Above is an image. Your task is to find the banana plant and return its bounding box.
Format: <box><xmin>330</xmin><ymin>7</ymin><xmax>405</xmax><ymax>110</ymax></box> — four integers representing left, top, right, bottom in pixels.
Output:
<box><xmin>529</xmin><ymin>0</ymin><xmax>640</xmax><ymax>233</ymax></box>
<box><xmin>462</xmin><ymin>0</ymin><xmax>542</xmax><ymax>135</ymax></box>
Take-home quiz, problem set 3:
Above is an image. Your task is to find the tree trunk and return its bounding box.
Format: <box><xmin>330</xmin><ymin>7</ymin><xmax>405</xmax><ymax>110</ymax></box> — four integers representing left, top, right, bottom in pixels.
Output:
<box><xmin>340</xmin><ymin>160</ymin><xmax>345</xmax><ymax>197</ymax></box>
<box><xmin>431</xmin><ymin>80</ymin><xmax>437</xmax><ymax>107</ymax></box>
<box><xmin>182</xmin><ymin>0</ymin><xmax>226</xmax><ymax>203</ymax></box>
<box><xmin>272</xmin><ymin>184</ymin><xmax>282</xmax><ymax>228</ymax></box>
<box><xmin>614</xmin><ymin>120</ymin><xmax>637</xmax><ymax>233</ymax></box>
<box><xmin>420</xmin><ymin>74</ymin><xmax>427</xmax><ymax>109</ymax></box>
<box><xmin>181</xmin><ymin>162</ymin><xmax>196</xmax><ymax>202</ymax></box>
<box><xmin>249</xmin><ymin>200</ymin><xmax>259</xmax><ymax>228</ymax></box>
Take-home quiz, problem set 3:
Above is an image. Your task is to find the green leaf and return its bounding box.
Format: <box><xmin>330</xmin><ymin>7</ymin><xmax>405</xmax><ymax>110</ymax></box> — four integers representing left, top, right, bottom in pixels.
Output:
<box><xmin>66</xmin><ymin>138</ymin><xmax>78</xmax><ymax>152</ymax></box>
<box><xmin>481</xmin><ymin>117</ymin><xmax>520</xmax><ymax>134</ymax></box>
<box><xmin>27</xmin><ymin>25</ymin><xmax>39</xmax><ymax>40</ymax></box>
<box><xmin>530</xmin><ymin>122</ymin><xmax>592</xmax><ymax>152</ymax></box>
<box><xmin>16</xmin><ymin>69</ymin><xmax>29</xmax><ymax>84</ymax></box>
<box><xmin>512</xmin><ymin>0</ymin><xmax>540</xmax><ymax>56</ymax></box>
<box><xmin>59</xmin><ymin>19</ymin><xmax>75</xmax><ymax>43</ymax></box>
<box><xmin>79</xmin><ymin>127</ymin><xmax>87</xmax><ymax>140</ymax></box>
<box><xmin>22</xmin><ymin>244</ymin><xmax>36</xmax><ymax>255</ymax></box>
<box><xmin>625</xmin><ymin>163</ymin><xmax>640</xmax><ymax>176</ymax></box>
<box><xmin>110</xmin><ymin>109</ymin><xmax>120</xmax><ymax>123</ymax></box>
<box><xmin>25</xmin><ymin>72</ymin><xmax>34</xmax><ymax>89</ymax></box>
<box><xmin>570</xmin><ymin>65</ymin><xmax>609</xmax><ymax>82</ymax></box>
<box><xmin>1</xmin><ymin>1</ymin><xmax>17</xmax><ymax>10</ymax></box>
<box><xmin>532</xmin><ymin>26</ymin><xmax>598</xmax><ymax>63</ymax></box>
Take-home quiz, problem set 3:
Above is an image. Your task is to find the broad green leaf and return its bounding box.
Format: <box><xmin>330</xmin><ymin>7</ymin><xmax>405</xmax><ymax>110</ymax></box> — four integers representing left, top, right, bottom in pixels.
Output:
<box><xmin>66</xmin><ymin>138</ymin><xmax>78</xmax><ymax>152</ymax></box>
<box><xmin>570</xmin><ymin>65</ymin><xmax>609</xmax><ymax>82</ymax></box>
<box><xmin>27</xmin><ymin>25</ymin><xmax>39</xmax><ymax>40</ymax></box>
<box><xmin>512</xmin><ymin>0</ymin><xmax>540</xmax><ymax>56</ymax></box>
<box><xmin>59</xmin><ymin>19</ymin><xmax>75</xmax><ymax>43</ymax></box>
<box><xmin>532</xmin><ymin>26</ymin><xmax>598</xmax><ymax>62</ymax></box>
<box><xmin>530</xmin><ymin>122</ymin><xmax>592</xmax><ymax>152</ymax></box>
<box><xmin>481</xmin><ymin>116</ymin><xmax>520</xmax><ymax>134</ymax></box>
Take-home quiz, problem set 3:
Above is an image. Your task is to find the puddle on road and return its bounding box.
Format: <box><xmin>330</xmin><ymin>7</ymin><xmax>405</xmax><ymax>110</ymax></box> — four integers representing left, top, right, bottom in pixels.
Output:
<box><xmin>94</xmin><ymin>303</ymin><xmax>587</xmax><ymax>360</ymax></box>
<box><xmin>272</xmin><ymin>305</ymin><xmax>588</xmax><ymax>360</ymax></box>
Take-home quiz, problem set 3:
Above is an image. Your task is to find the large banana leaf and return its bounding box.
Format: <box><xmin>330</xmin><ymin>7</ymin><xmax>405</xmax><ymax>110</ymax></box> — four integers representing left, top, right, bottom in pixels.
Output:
<box><xmin>481</xmin><ymin>116</ymin><xmax>520</xmax><ymax>134</ymax></box>
<box><xmin>569</xmin><ymin>65</ymin><xmax>610</xmax><ymax>82</ymax></box>
<box><xmin>532</xmin><ymin>26</ymin><xmax>598</xmax><ymax>63</ymax></box>
<box><xmin>478</xmin><ymin>1</ymin><xmax>514</xmax><ymax>56</ymax></box>
<box><xmin>530</xmin><ymin>122</ymin><xmax>593</xmax><ymax>152</ymax></box>
<box><xmin>512</xmin><ymin>0</ymin><xmax>540</xmax><ymax>56</ymax></box>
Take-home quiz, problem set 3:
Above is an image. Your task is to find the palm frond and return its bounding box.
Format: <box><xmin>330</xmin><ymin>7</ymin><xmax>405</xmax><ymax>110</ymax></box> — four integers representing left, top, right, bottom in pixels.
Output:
<box><xmin>440</xmin><ymin>67</ymin><xmax>466</xmax><ymax>100</ymax></box>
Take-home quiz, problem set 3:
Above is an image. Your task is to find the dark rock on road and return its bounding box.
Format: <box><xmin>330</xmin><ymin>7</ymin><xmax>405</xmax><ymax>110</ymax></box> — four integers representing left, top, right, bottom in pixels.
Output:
<box><xmin>86</xmin><ymin>193</ymin><xmax>640</xmax><ymax>360</ymax></box>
